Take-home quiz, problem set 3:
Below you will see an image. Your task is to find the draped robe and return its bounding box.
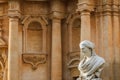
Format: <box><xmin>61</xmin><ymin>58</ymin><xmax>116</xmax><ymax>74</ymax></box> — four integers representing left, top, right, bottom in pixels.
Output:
<box><xmin>78</xmin><ymin>55</ymin><xmax>105</xmax><ymax>80</ymax></box>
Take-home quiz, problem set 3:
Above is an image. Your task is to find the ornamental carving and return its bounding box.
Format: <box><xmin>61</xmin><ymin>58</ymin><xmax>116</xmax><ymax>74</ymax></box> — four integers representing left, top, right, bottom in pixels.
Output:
<box><xmin>22</xmin><ymin>54</ymin><xmax>47</xmax><ymax>70</ymax></box>
<box><xmin>67</xmin><ymin>51</ymin><xmax>80</xmax><ymax>61</ymax></box>
<box><xmin>67</xmin><ymin>58</ymin><xmax>80</xmax><ymax>77</ymax></box>
<box><xmin>0</xmin><ymin>18</ymin><xmax>7</xmax><ymax>80</ymax></box>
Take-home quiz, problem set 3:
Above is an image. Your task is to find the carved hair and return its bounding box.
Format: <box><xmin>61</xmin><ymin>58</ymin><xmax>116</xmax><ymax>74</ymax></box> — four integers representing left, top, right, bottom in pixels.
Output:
<box><xmin>79</xmin><ymin>40</ymin><xmax>95</xmax><ymax>49</ymax></box>
<box><xmin>79</xmin><ymin>40</ymin><xmax>96</xmax><ymax>56</ymax></box>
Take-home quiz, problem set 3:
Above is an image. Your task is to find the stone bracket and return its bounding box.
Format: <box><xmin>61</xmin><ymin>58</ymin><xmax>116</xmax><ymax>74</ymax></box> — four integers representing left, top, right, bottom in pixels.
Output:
<box><xmin>22</xmin><ymin>53</ymin><xmax>47</xmax><ymax>70</ymax></box>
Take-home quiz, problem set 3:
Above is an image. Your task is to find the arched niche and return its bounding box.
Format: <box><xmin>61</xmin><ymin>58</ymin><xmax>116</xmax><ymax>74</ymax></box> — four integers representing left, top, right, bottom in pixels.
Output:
<box><xmin>72</xmin><ymin>19</ymin><xmax>81</xmax><ymax>52</ymax></box>
<box><xmin>22</xmin><ymin>16</ymin><xmax>48</xmax><ymax>53</ymax></box>
<box><xmin>67</xmin><ymin>13</ymin><xmax>81</xmax><ymax>53</ymax></box>
<box><xmin>26</xmin><ymin>21</ymin><xmax>42</xmax><ymax>53</ymax></box>
<box><xmin>66</xmin><ymin>13</ymin><xmax>81</xmax><ymax>79</ymax></box>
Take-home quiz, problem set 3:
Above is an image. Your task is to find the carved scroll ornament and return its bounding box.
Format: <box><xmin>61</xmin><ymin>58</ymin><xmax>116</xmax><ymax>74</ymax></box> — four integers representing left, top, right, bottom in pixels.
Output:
<box><xmin>22</xmin><ymin>54</ymin><xmax>47</xmax><ymax>70</ymax></box>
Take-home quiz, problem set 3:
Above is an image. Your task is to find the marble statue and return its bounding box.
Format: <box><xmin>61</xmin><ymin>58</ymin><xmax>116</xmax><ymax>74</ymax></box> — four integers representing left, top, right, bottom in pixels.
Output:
<box><xmin>77</xmin><ymin>40</ymin><xmax>105</xmax><ymax>80</ymax></box>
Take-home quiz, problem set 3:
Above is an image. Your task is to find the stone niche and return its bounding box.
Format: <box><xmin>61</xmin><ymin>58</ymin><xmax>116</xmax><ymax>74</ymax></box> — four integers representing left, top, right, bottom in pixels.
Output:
<box><xmin>26</xmin><ymin>21</ymin><xmax>42</xmax><ymax>53</ymax></box>
<box><xmin>67</xmin><ymin>13</ymin><xmax>81</xmax><ymax>80</ymax></box>
<box><xmin>72</xmin><ymin>18</ymin><xmax>81</xmax><ymax>51</ymax></box>
<box><xmin>22</xmin><ymin>16</ymin><xmax>47</xmax><ymax>53</ymax></box>
<box><xmin>22</xmin><ymin>16</ymin><xmax>48</xmax><ymax>80</ymax></box>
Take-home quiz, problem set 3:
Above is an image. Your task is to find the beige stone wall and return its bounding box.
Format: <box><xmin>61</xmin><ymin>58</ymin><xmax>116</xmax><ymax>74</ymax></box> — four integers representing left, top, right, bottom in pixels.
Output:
<box><xmin>0</xmin><ymin>0</ymin><xmax>120</xmax><ymax>80</ymax></box>
<box><xmin>22</xmin><ymin>1</ymin><xmax>49</xmax><ymax>15</ymax></box>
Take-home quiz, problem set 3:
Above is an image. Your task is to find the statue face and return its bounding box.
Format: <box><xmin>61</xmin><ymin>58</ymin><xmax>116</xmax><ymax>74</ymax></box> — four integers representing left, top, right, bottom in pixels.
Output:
<box><xmin>80</xmin><ymin>46</ymin><xmax>91</xmax><ymax>57</ymax></box>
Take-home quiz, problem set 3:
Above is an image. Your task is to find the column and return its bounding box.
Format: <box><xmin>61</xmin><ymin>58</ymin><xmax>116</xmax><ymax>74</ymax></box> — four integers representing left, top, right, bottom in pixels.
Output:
<box><xmin>51</xmin><ymin>17</ymin><xmax>62</xmax><ymax>80</ymax></box>
<box><xmin>76</xmin><ymin>1</ymin><xmax>94</xmax><ymax>41</ymax></box>
<box><xmin>8</xmin><ymin>1</ymin><xmax>21</xmax><ymax>80</ymax></box>
<box><xmin>80</xmin><ymin>11</ymin><xmax>91</xmax><ymax>41</ymax></box>
<box><xmin>50</xmin><ymin>0</ymin><xmax>64</xmax><ymax>80</ymax></box>
<box><xmin>8</xmin><ymin>17</ymin><xmax>19</xmax><ymax>80</ymax></box>
<box><xmin>113</xmin><ymin>1</ymin><xmax>120</xmax><ymax>80</ymax></box>
<box><xmin>103</xmin><ymin>3</ymin><xmax>114</xmax><ymax>80</ymax></box>
<box><xmin>76</xmin><ymin>1</ymin><xmax>94</xmax><ymax>60</ymax></box>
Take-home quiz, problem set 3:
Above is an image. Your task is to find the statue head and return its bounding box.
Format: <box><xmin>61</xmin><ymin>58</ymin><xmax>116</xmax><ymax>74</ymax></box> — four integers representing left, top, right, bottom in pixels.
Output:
<box><xmin>79</xmin><ymin>40</ymin><xmax>95</xmax><ymax>57</ymax></box>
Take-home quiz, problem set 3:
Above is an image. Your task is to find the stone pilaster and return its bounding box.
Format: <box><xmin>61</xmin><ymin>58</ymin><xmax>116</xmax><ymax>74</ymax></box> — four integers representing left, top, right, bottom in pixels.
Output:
<box><xmin>80</xmin><ymin>11</ymin><xmax>91</xmax><ymax>41</ymax></box>
<box><xmin>76</xmin><ymin>0</ymin><xmax>94</xmax><ymax>41</ymax></box>
<box><xmin>112</xmin><ymin>1</ymin><xmax>120</xmax><ymax>79</ymax></box>
<box><xmin>50</xmin><ymin>0</ymin><xmax>65</xmax><ymax>80</ymax></box>
<box><xmin>76</xmin><ymin>1</ymin><xmax>94</xmax><ymax>62</ymax></box>
<box><xmin>102</xmin><ymin>3</ymin><xmax>114</xmax><ymax>80</ymax></box>
<box><xmin>51</xmin><ymin>17</ymin><xmax>62</xmax><ymax>80</ymax></box>
<box><xmin>8</xmin><ymin>1</ymin><xmax>21</xmax><ymax>80</ymax></box>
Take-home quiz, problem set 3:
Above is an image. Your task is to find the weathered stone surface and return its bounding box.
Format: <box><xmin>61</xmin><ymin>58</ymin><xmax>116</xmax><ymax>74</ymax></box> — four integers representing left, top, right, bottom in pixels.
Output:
<box><xmin>0</xmin><ymin>0</ymin><xmax>120</xmax><ymax>80</ymax></box>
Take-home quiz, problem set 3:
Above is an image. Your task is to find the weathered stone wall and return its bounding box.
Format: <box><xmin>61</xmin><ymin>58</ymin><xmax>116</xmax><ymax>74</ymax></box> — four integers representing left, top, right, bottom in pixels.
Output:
<box><xmin>0</xmin><ymin>0</ymin><xmax>120</xmax><ymax>80</ymax></box>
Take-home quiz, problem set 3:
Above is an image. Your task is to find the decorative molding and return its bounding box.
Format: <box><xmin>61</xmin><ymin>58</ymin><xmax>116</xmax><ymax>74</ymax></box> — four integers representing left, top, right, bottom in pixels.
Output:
<box><xmin>67</xmin><ymin>51</ymin><xmax>80</xmax><ymax>61</ymax></box>
<box><xmin>22</xmin><ymin>54</ymin><xmax>47</xmax><ymax>70</ymax></box>
<box><xmin>0</xmin><ymin>46</ymin><xmax>7</xmax><ymax>80</ymax></box>
<box><xmin>67</xmin><ymin>57</ymin><xmax>80</xmax><ymax>77</ymax></box>
<box><xmin>67</xmin><ymin>58</ymin><xmax>80</xmax><ymax>68</ymax></box>
<box><xmin>66</xmin><ymin>13</ymin><xmax>80</xmax><ymax>24</ymax></box>
<box><xmin>0</xmin><ymin>18</ymin><xmax>7</xmax><ymax>48</ymax></box>
<box><xmin>21</xmin><ymin>15</ymin><xmax>48</xmax><ymax>26</ymax></box>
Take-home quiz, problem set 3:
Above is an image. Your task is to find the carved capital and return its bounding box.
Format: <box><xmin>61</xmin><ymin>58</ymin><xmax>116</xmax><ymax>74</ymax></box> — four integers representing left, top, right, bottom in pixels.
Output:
<box><xmin>8</xmin><ymin>10</ymin><xmax>21</xmax><ymax>18</ymax></box>
<box><xmin>102</xmin><ymin>4</ymin><xmax>112</xmax><ymax>16</ymax></box>
<box><xmin>112</xmin><ymin>4</ymin><xmax>119</xmax><ymax>16</ymax></box>
<box><xmin>50</xmin><ymin>11</ymin><xmax>65</xmax><ymax>20</ymax></box>
<box><xmin>22</xmin><ymin>54</ymin><xmax>47</xmax><ymax>70</ymax></box>
<box><xmin>8</xmin><ymin>0</ymin><xmax>21</xmax><ymax>18</ymax></box>
<box><xmin>76</xmin><ymin>3</ymin><xmax>94</xmax><ymax>12</ymax></box>
<box><xmin>50</xmin><ymin>0</ymin><xmax>65</xmax><ymax>19</ymax></box>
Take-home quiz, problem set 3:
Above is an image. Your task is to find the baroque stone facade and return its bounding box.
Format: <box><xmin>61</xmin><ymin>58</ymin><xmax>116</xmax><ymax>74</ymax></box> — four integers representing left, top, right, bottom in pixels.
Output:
<box><xmin>0</xmin><ymin>0</ymin><xmax>120</xmax><ymax>80</ymax></box>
